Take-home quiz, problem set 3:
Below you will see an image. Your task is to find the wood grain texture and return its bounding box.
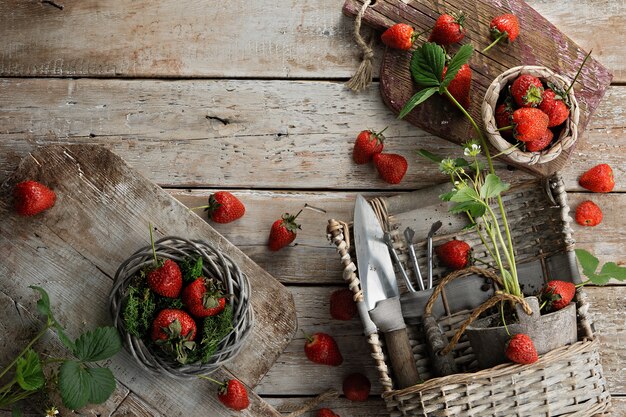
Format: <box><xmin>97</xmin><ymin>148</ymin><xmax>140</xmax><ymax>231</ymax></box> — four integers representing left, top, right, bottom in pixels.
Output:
<box><xmin>0</xmin><ymin>79</ymin><xmax>623</xmax><ymax>190</ymax></box>
<box><xmin>343</xmin><ymin>0</ymin><xmax>612</xmax><ymax>177</ymax></box>
<box><xmin>0</xmin><ymin>145</ymin><xmax>295</xmax><ymax>417</ymax></box>
<box><xmin>0</xmin><ymin>1</ymin><xmax>622</xmax><ymax>81</ymax></box>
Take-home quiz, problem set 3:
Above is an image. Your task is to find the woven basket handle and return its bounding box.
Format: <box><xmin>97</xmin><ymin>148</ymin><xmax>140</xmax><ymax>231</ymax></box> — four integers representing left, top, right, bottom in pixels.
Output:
<box><xmin>423</xmin><ymin>266</ymin><xmax>531</xmax><ymax>356</ymax></box>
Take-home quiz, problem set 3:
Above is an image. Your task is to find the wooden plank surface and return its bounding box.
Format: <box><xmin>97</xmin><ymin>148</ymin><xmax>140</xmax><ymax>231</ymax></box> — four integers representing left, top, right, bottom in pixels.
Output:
<box><xmin>0</xmin><ymin>79</ymin><xmax>623</xmax><ymax>190</ymax></box>
<box><xmin>343</xmin><ymin>0</ymin><xmax>612</xmax><ymax>177</ymax></box>
<box><xmin>0</xmin><ymin>0</ymin><xmax>622</xmax><ymax>81</ymax></box>
<box><xmin>0</xmin><ymin>145</ymin><xmax>297</xmax><ymax>417</ymax></box>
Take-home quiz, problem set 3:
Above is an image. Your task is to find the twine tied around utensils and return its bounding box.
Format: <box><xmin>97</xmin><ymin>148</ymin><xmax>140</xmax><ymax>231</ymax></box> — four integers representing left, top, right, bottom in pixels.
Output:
<box><xmin>285</xmin><ymin>389</ymin><xmax>340</xmax><ymax>417</ymax></box>
<box><xmin>346</xmin><ymin>0</ymin><xmax>375</xmax><ymax>92</ymax></box>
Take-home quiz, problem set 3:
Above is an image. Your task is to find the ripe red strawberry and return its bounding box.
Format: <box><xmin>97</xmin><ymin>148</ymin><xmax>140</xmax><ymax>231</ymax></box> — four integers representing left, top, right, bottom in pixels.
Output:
<box><xmin>381</xmin><ymin>23</ymin><xmax>416</xmax><ymax>50</ymax></box>
<box><xmin>317</xmin><ymin>409</ymin><xmax>340</xmax><ymax>417</ymax></box>
<box><xmin>542</xmin><ymin>280</ymin><xmax>576</xmax><ymax>311</ymax></box>
<box><xmin>329</xmin><ymin>288</ymin><xmax>357</xmax><ymax>321</ymax></box>
<box><xmin>342</xmin><ymin>373</ymin><xmax>371</xmax><ymax>402</ymax></box>
<box><xmin>526</xmin><ymin>129</ymin><xmax>553</xmax><ymax>152</ymax></box>
<box><xmin>512</xmin><ymin>108</ymin><xmax>550</xmax><ymax>142</ymax></box>
<box><xmin>304</xmin><ymin>332</ymin><xmax>343</xmax><ymax>366</ymax></box>
<box><xmin>151</xmin><ymin>309</ymin><xmax>197</xmax><ymax>363</ymax></box>
<box><xmin>443</xmin><ymin>64</ymin><xmax>471</xmax><ymax>109</ymax></box>
<box><xmin>147</xmin><ymin>259</ymin><xmax>183</xmax><ymax>298</ymax></box>
<box><xmin>268</xmin><ymin>210</ymin><xmax>302</xmax><ymax>251</ymax></box>
<box><xmin>353</xmin><ymin>129</ymin><xmax>385</xmax><ymax>164</ymax></box>
<box><xmin>217</xmin><ymin>379</ymin><xmax>250</xmax><ymax>411</ymax></box>
<box><xmin>428</xmin><ymin>12</ymin><xmax>466</xmax><ymax>46</ymax></box>
<box><xmin>505</xmin><ymin>334</ymin><xmax>538</xmax><ymax>364</ymax></box>
<box><xmin>182</xmin><ymin>277</ymin><xmax>226</xmax><ymax>318</ymax></box>
<box><xmin>495</xmin><ymin>99</ymin><xmax>514</xmax><ymax>140</ymax></box>
<box><xmin>511</xmin><ymin>74</ymin><xmax>544</xmax><ymax>108</ymax></box>
<box><xmin>539</xmin><ymin>89</ymin><xmax>570</xmax><ymax>127</ymax></box>
<box><xmin>579</xmin><ymin>164</ymin><xmax>615</xmax><ymax>193</ymax></box>
<box><xmin>575</xmin><ymin>200</ymin><xmax>603</xmax><ymax>227</ymax></box>
<box><xmin>490</xmin><ymin>14</ymin><xmax>520</xmax><ymax>42</ymax></box>
<box><xmin>204</xmin><ymin>191</ymin><xmax>245</xmax><ymax>224</ymax></box>
<box><xmin>13</xmin><ymin>180</ymin><xmax>57</xmax><ymax>216</ymax></box>
<box><xmin>436</xmin><ymin>240</ymin><xmax>471</xmax><ymax>270</ymax></box>
<box><xmin>373</xmin><ymin>153</ymin><xmax>408</xmax><ymax>185</ymax></box>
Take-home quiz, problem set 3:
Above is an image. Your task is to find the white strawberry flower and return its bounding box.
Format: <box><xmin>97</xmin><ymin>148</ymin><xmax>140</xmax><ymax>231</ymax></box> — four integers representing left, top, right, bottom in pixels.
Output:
<box><xmin>45</xmin><ymin>406</ymin><xmax>59</xmax><ymax>417</ymax></box>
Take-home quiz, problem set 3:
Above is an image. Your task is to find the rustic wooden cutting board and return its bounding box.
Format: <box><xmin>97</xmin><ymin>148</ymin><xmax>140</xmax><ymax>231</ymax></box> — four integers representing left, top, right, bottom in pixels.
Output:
<box><xmin>343</xmin><ymin>0</ymin><xmax>613</xmax><ymax>177</ymax></box>
<box><xmin>0</xmin><ymin>145</ymin><xmax>297</xmax><ymax>417</ymax></box>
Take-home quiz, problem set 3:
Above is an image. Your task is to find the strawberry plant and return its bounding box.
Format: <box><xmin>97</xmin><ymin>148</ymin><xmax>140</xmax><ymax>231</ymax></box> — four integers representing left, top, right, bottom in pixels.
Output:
<box><xmin>0</xmin><ymin>287</ymin><xmax>121</xmax><ymax>415</ymax></box>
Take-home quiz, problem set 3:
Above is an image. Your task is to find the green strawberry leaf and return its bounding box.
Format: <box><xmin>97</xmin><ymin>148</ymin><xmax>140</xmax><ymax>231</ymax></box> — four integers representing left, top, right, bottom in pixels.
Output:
<box><xmin>16</xmin><ymin>349</ymin><xmax>44</xmax><ymax>391</ymax></box>
<box><xmin>587</xmin><ymin>272</ymin><xmax>611</xmax><ymax>286</ymax></box>
<box><xmin>84</xmin><ymin>367</ymin><xmax>116</xmax><ymax>404</ymax></box>
<box><xmin>398</xmin><ymin>87</ymin><xmax>438</xmax><ymax>119</ymax></box>
<box><xmin>480</xmin><ymin>174</ymin><xmax>510</xmax><ymax>199</ymax></box>
<box><xmin>29</xmin><ymin>286</ymin><xmax>51</xmax><ymax>318</ymax></box>
<box><xmin>599</xmin><ymin>262</ymin><xmax>626</xmax><ymax>281</ymax></box>
<box><xmin>59</xmin><ymin>360</ymin><xmax>90</xmax><ymax>410</ymax></box>
<box><xmin>454</xmin><ymin>158</ymin><xmax>470</xmax><ymax>167</ymax></box>
<box><xmin>450</xmin><ymin>185</ymin><xmax>480</xmax><ymax>204</ymax></box>
<box><xmin>417</xmin><ymin>149</ymin><xmax>444</xmax><ymax>163</ymax></box>
<box><xmin>53</xmin><ymin>322</ymin><xmax>76</xmax><ymax>352</ymax></box>
<box><xmin>575</xmin><ymin>249</ymin><xmax>599</xmax><ymax>278</ymax></box>
<box><xmin>449</xmin><ymin>200</ymin><xmax>486</xmax><ymax>218</ymax></box>
<box><xmin>410</xmin><ymin>42</ymin><xmax>445</xmax><ymax>87</ymax></box>
<box><xmin>439</xmin><ymin>190</ymin><xmax>457</xmax><ymax>202</ymax></box>
<box><xmin>73</xmin><ymin>327</ymin><xmax>122</xmax><ymax>362</ymax></box>
<box><xmin>441</xmin><ymin>44</ymin><xmax>474</xmax><ymax>90</ymax></box>
<box><xmin>12</xmin><ymin>407</ymin><xmax>23</xmax><ymax>417</ymax></box>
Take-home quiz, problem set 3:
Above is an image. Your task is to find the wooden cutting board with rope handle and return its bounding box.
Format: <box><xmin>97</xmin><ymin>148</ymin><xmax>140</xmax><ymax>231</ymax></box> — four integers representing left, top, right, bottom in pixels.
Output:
<box><xmin>343</xmin><ymin>0</ymin><xmax>612</xmax><ymax>177</ymax></box>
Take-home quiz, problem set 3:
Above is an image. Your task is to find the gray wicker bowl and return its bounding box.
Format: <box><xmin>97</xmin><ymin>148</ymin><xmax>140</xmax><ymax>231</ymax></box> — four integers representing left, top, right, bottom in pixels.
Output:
<box><xmin>109</xmin><ymin>236</ymin><xmax>253</xmax><ymax>379</ymax></box>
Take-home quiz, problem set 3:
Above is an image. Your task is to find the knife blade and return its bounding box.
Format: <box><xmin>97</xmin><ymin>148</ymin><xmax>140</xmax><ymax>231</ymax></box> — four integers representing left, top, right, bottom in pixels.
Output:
<box><xmin>353</xmin><ymin>195</ymin><xmax>420</xmax><ymax>389</ymax></box>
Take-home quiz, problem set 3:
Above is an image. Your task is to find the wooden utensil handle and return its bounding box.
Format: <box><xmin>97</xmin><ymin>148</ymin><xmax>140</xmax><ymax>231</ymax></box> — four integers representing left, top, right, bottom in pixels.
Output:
<box><xmin>384</xmin><ymin>328</ymin><xmax>420</xmax><ymax>389</ymax></box>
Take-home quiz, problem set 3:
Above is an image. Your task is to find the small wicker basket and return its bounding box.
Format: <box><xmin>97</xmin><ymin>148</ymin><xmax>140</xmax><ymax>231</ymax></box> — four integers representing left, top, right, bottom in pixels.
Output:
<box><xmin>327</xmin><ymin>175</ymin><xmax>611</xmax><ymax>416</ymax></box>
<box><xmin>109</xmin><ymin>236</ymin><xmax>254</xmax><ymax>379</ymax></box>
<box><xmin>482</xmin><ymin>65</ymin><xmax>580</xmax><ymax>165</ymax></box>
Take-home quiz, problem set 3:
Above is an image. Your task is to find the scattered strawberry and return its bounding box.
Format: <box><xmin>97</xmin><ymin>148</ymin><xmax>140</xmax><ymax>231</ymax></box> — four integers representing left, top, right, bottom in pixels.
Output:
<box><xmin>539</xmin><ymin>89</ymin><xmax>570</xmax><ymax>127</ymax></box>
<box><xmin>217</xmin><ymin>379</ymin><xmax>250</xmax><ymax>411</ymax></box>
<box><xmin>151</xmin><ymin>309</ymin><xmax>197</xmax><ymax>363</ymax></box>
<box><xmin>495</xmin><ymin>97</ymin><xmax>516</xmax><ymax>140</ymax></box>
<box><xmin>381</xmin><ymin>23</ymin><xmax>417</xmax><ymax>50</ymax></box>
<box><xmin>443</xmin><ymin>64</ymin><xmax>472</xmax><ymax>109</ymax></box>
<box><xmin>329</xmin><ymin>288</ymin><xmax>357</xmax><ymax>321</ymax></box>
<box><xmin>303</xmin><ymin>332</ymin><xmax>343</xmax><ymax>366</ymax></box>
<box><xmin>428</xmin><ymin>12</ymin><xmax>466</xmax><ymax>46</ymax></box>
<box><xmin>579</xmin><ymin>164</ymin><xmax>615</xmax><ymax>193</ymax></box>
<box><xmin>511</xmin><ymin>74</ymin><xmax>544</xmax><ymax>108</ymax></box>
<box><xmin>13</xmin><ymin>180</ymin><xmax>57</xmax><ymax>216</ymax></box>
<box><xmin>526</xmin><ymin>129</ymin><xmax>553</xmax><ymax>152</ymax></box>
<box><xmin>147</xmin><ymin>259</ymin><xmax>183</xmax><ymax>298</ymax></box>
<box><xmin>353</xmin><ymin>129</ymin><xmax>385</xmax><ymax>164</ymax></box>
<box><xmin>505</xmin><ymin>334</ymin><xmax>538</xmax><ymax>364</ymax></box>
<box><xmin>317</xmin><ymin>408</ymin><xmax>340</xmax><ymax>417</ymax></box>
<box><xmin>489</xmin><ymin>14</ymin><xmax>520</xmax><ymax>43</ymax></box>
<box><xmin>182</xmin><ymin>277</ymin><xmax>226</xmax><ymax>318</ymax></box>
<box><xmin>542</xmin><ymin>280</ymin><xmax>576</xmax><ymax>311</ymax></box>
<box><xmin>575</xmin><ymin>200</ymin><xmax>603</xmax><ymax>227</ymax></box>
<box><xmin>268</xmin><ymin>210</ymin><xmax>302</xmax><ymax>251</ymax></box>
<box><xmin>203</xmin><ymin>191</ymin><xmax>245</xmax><ymax>224</ymax></box>
<box><xmin>436</xmin><ymin>240</ymin><xmax>471</xmax><ymax>270</ymax></box>
<box><xmin>373</xmin><ymin>153</ymin><xmax>408</xmax><ymax>185</ymax></box>
<box><xmin>512</xmin><ymin>108</ymin><xmax>549</xmax><ymax>142</ymax></box>
<box><xmin>342</xmin><ymin>373</ymin><xmax>371</xmax><ymax>401</ymax></box>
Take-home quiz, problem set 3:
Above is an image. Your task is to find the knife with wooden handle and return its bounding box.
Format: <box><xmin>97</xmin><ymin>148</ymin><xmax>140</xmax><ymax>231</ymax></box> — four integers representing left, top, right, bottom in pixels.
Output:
<box><xmin>353</xmin><ymin>195</ymin><xmax>420</xmax><ymax>389</ymax></box>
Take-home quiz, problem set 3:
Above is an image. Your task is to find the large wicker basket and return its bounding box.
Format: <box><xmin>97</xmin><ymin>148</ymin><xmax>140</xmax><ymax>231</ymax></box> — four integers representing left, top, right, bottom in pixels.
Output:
<box><xmin>327</xmin><ymin>175</ymin><xmax>611</xmax><ymax>416</ymax></box>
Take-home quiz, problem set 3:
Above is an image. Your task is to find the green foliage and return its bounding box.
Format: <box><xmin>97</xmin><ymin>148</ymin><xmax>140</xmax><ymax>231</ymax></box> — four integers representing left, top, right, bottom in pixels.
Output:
<box><xmin>11</xmin><ymin>407</ymin><xmax>22</xmax><ymax>417</ymax></box>
<box><xmin>480</xmin><ymin>174</ymin><xmax>510</xmax><ymax>199</ymax></box>
<box><xmin>29</xmin><ymin>286</ymin><xmax>75</xmax><ymax>352</ymax></box>
<box><xmin>198</xmin><ymin>305</ymin><xmax>234</xmax><ymax>364</ymax></box>
<box><xmin>397</xmin><ymin>87</ymin><xmax>438</xmax><ymax>119</ymax></box>
<box><xmin>449</xmin><ymin>186</ymin><xmax>487</xmax><ymax>218</ymax></box>
<box><xmin>156</xmin><ymin>295</ymin><xmax>185</xmax><ymax>310</ymax></box>
<box><xmin>410</xmin><ymin>42</ymin><xmax>446</xmax><ymax>87</ymax></box>
<box><xmin>576</xmin><ymin>249</ymin><xmax>626</xmax><ymax>285</ymax></box>
<box><xmin>417</xmin><ymin>149</ymin><xmax>444</xmax><ymax>163</ymax></box>
<box><xmin>16</xmin><ymin>349</ymin><xmax>44</xmax><ymax>391</ymax></box>
<box><xmin>73</xmin><ymin>327</ymin><xmax>122</xmax><ymax>362</ymax></box>
<box><xmin>181</xmin><ymin>256</ymin><xmax>204</xmax><ymax>283</ymax></box>
<box><xmin>123</xmin><ymin>276</ymin><xmax>156</xmax><ymax>337</ymax></box>
<box><xmin>441</xmin><ymin>44</ymin><xmax>474</xmax><ymax>90</ymax></box>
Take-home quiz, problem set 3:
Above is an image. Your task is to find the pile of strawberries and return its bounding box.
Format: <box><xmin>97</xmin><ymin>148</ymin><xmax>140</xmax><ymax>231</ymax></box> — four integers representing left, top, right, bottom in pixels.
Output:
<box><xmin>352</xmin><ymin>128</ymin><xmax>408</xmax><ymax>184</ymax></box>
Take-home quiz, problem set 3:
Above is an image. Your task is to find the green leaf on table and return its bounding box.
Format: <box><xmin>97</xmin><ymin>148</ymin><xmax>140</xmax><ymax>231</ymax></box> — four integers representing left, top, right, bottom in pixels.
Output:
<box><xmin>84</xmin><ymin>367</ymin><xmax>116</xmax><ymax>404</ymax></box>
<box><xmin>449</xmin><ymin>200</ymin><xmax>486</xmax><ymax>218</ymax></box>
<box><xmin>53</xmin><ymin>322</ymin><xmax>76</xmax><ymax>352</ymax></box>
<box><xmin>59</xmin><ymin>361</ymin><xmax>90</xmax><ymax>410</ymax></box>
<box><xmin>73</xmin><ymin>327</ymin><xmax>122</xmax><ymax>362</ymax></box>
<box><xmin>450</xmin><ymin>185</ymin><xmax>480</xmax><ymax>203</ymax></box>
<box><xmin>16</xmin><ymin>349</ymin><xmax>44</xmax><ymax>391</ymax></box>
<box><xmin>441</xmin><ymin>44</ymin><xmax>474</xmax><ymax>89</ymax></box>
<box><xmin>439</xmin><ymin>190</ymin><xmax>457</xmax><ymax>202</ymax></box>
<box><xmin>410</xmin><ymin>42</ymin><xmax>445</xmax><ymax>87</ymax></box>
<box><xmin>575</xmin><ymin>249</ymin><xmax>600</xmax><ymax>278</ymax></box>
<box><xmin>480</xmin><ymin>174</ymin><xmax>510</xmax><ymax>199</ymax></box>
<box><xmin>29</xmin><ymin>286</ymin><xmax>51</xmax><ymax>318</ymax></box>
<box><xmin>600</xmin><ymin>262</ymin><xmax>626</xmax><ymax>281</ymax></box>
<box><xmin>398</xmin><ymin>87</ymin><xmax>438</xmax><ymax>119</ymax></box>
<box><xmin>417</xmin><ymin>149</ymin><xmax>444</xmax><ymax>164</ymax></box>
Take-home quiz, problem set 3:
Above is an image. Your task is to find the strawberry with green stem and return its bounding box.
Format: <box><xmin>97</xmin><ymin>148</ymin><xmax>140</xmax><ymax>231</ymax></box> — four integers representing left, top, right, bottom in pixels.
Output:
<box><xmin>302</xmin><ymin>330</ymin><xmax>343</xmax><ymax>366</ymax></box>
<box><xmin>353</xmin><ymin>128</ymin><xmax>386</xmax><ymax>164</ymax></box>
<box><xmin>182</xmin><ymin>277</ymin><xmax>227</xmax><ymax>318</ymax></box>
<box><xmin>151</xmin><ymin>309</ymin><xmax>197</xmax><ymax>364</ymax></box>
<box><xmin>198</xmin><ymin>376</ymin><xmax>250</xmax><ymax>411</ymax></box>
<box><xmin>483</xmin><ymin>14</ymin><xmax>520</xmax><ymax>53</ymax></box>
<box><xmin>194</xmin><ymin>191</ymin><xmax>245</xmax><ymax>224</ymax></box>
<box><xmin>268</xmin><ymin>210</ymin><xmax>303</xmax><ymax>251</ymax></box>
<box><xmin>146</xmin><ymin>225</ymin><xmax>183</xmax><ymax>298</ymax></box>
<box><xmin>428</xmin><ymin>12</ymin><xmax>466</xmax><ymax>46</ymax></box>
<box><xmin>13</xmin><ymin>180</ymin><xmax>57</xmax><ymax>216</ymax></box>
<box><xmin>381</xmin><ymin>24</ymin><xmax>428</xmax><ymax>51</ymax></box>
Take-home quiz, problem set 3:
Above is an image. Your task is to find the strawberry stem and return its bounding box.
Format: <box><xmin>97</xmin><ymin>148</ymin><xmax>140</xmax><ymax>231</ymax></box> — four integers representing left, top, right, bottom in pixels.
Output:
<box><xmin>565</xmin><ymin>50</ymin><xmax>592</xmax><ymax>95</ymax></box>
<box><xmin>189</xmin><ymin>205</ymin><xmax>210</xmax><ymax>211</ymax></box>
<box><xmin>496</xmin><ymin>125</ymin><xmax>513</xmax><ymax>131</ymax></box>
<box><xmin>149</xmin><ymin>223</ymin><xmax>158</xmax><ymax>265</ymax></box>
<box><xmin>197</xmin><ymin>375</ymin><xmax>226</xmax><ymax>387</ymax></box>
<box><xmin>482</xmin><ymin>32</ymin><xmax>507</xmax><ymax>53</ymax></box>
<box><xmin>500</xmin><ymin>301</ymin><xmax>511</xmax><ymax>336</ymax></box>
<box><xmin>292</xmin><ymin>209</ymin><xmax>303</xmax><ymax>221</ymax></box>
<box><xmin>411</xmin><ymin>28</ymin><xmax>430</xmax><ymax>44</ymax></box>
<box><xmin>301</xmin><ymin>329</ymin><xmax>313</xmax><ymax>344</ymax></box>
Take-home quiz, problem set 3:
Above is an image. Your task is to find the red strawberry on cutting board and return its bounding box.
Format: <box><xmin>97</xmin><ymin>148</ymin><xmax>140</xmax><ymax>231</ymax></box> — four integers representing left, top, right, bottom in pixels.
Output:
<box><xmin>204</xmin><ymin>191</ymin><xmax>245</xmax><ymax>223</ymax></box>
<box><xmin>303</xmin><ymin>332</ymin><xmax>343</xmax><ymax>366</ymax></box>
<box><xmin>13</xmin><ymin>180</ymin><xmax>57</xmax><ymax>216</ymax></box>
<box><xmin>428</xmin><ymin>12</ymin><xmax>466</xmax><ymax>46</ymax></box>
<box><xmin>182</xmin><ymin>277</ymin><xmax>226</xmax><ymax>318</ymax></box>
<box><xmin>217</xmin><ymin>379</ymin><xmax>250</xmax><ymax>411</ymax></box>
<box><xmin>443</xmin><ymin>64</ymin><xmax>472</xmax><ymax>109</ymax></box>
<box><xmin>381</xmin><ymin>23</ymin><xmax>417</xmax><ymax>51</ymax></box>
<box><xmin>490</xmin><ymin>14</ymin><xmax>520</xmax><ymax>43</ymax></box>
<box><xmin>268</xmin><ymin>210</ymin><xmax>302</xmax><ymax>251</ymax></box>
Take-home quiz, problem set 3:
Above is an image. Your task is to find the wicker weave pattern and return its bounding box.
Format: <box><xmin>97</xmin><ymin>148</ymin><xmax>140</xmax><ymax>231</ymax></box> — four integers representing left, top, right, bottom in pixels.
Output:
<box><xmin>482</xmin><ymin>66</ymin><xmax>580</xmax><ymax>165</ymax></box>
<box><xmin>326</xmin><ymin>176</ymin><xmax>611</xmax><ymax>416</ymax></box>
<box><xmin>109</xmin><ymin>236</ymin><xmax>254</xmax><ymax>379</ymax></box>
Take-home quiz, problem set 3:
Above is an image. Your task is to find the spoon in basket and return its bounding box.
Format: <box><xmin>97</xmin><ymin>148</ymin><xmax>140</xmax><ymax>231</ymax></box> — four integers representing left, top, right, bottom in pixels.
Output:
<box><xmin>427</xmin><ymin>221</ymin><xmax>443</xmax><ymax>289</ymax></box>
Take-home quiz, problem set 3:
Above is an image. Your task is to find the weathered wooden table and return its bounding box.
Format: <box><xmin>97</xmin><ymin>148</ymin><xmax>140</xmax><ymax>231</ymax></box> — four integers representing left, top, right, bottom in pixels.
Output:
<box><xmin>0</xmin><ymin>1</ymin><xmax>624</xmax><ymax>416</ymax></box>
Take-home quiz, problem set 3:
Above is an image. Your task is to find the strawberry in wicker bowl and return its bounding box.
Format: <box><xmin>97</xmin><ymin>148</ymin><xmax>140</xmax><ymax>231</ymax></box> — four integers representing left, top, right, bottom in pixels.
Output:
<box><xmin>482</xmin><ymin>64</ymin><xmax>581</xmax><ymax>165</ymax></box>
<box><xmin>109</xmin><ymin>235</ymin><xmax>253</xmax><ymax>379</ymax></box>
